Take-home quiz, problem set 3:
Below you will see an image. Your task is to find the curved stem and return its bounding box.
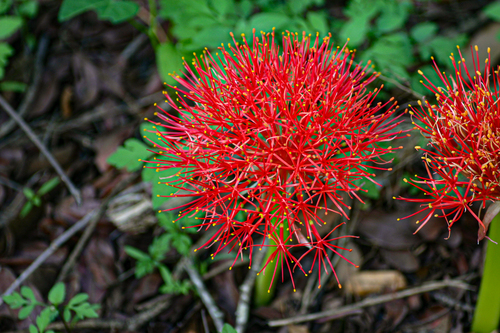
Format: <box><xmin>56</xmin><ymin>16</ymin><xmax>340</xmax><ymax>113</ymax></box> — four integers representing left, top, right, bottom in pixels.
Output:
<box><xmin>472</xmin><ymin>212</ymin><xmax>500</xmax><ymax>333</ymax></box>
<box><xmin>254</xmin><ymin>237</ymin><xmax>277</xmax><ymax>307</ymax></box>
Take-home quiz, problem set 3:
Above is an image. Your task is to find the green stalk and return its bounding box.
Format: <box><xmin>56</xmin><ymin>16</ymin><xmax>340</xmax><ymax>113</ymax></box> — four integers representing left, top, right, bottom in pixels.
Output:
<box><xmin>254</xmin><ymin>235</ymin><xmax>278</xmax><ymax>307</ymax></box>
<box><xmin>147</xmin><ymin>0</ymin><xmax>160</xmax><ymax>50</ymax></box>
<box><xmin>472</xmin><ymin>213</ymin><xmax>500</xmax><ymax>333</ymax></box>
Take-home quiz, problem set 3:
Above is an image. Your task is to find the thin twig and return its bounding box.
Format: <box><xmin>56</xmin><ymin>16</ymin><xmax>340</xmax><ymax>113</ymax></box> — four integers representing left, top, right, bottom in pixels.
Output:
<box><xmin>0</xmin><ymin>175</ymin><xmax>24</xmax><ymax>192</ymax></box>
<box><xmin>0</xmin><ymin>95</ymin><xmax>82</xmax><ymax>205</ymax></box>
<box><xmin>376</xmin><ymin>72</ymin><xmax>425</xmax><ymax>101</ymax></box>
<box><xmin>56</xmin><ymin>173</ymin><xmax>139</xmax><ymax>283</ymax></box>
<box><xmin>183</xmin><ymin>257</ymin><xmax>225</xmax><ymax>332</ymax></box>
<box><xmin>0</xmin><ymin>35</ymin><xmax>49</xmax><ymax>138</ymax></box>
<box><xmin>0</xmin><ymin>211</ymin><xmax>97</xmax><ymax>306</ymax></box>
<box><xmin>235</xmin><ymin>247</ymin><xmax>267</xmax><ymax>333</ymax></box>
<box><xmin>268</xmin><ymin>279</ymin><xmax>472</xmax><ymax>327</ymax></box>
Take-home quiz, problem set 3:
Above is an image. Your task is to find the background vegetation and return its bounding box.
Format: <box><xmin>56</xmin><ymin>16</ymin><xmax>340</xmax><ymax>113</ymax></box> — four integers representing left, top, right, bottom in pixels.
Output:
<box><xmin>0</xmin><ymin>0</ymin><xmax>499</xmax><ymax>332</ymax></box>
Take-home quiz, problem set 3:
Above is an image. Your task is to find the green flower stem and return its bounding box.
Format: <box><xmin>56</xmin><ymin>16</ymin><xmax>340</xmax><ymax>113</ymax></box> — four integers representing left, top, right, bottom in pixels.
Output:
<box><xmin>254</xmin><ymin>223</ymin><xmax>290</xmax><ymax>307</ymax></box>
<box><xmin>254</xmin><ymin>235</ymin><xmax>278</xmax><ymax>307</ymax></box>
<box><xmin>472</xmin><ymin>213</ymin><xmax>500</xmax><ymax>333</ymax></box>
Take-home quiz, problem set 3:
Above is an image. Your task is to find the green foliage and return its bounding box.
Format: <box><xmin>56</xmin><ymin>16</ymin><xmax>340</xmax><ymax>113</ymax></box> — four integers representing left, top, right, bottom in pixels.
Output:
<box><xmin>156</xmin><ymin>42</ymin><xmax>183</xmax><ymax>85</ymax></box>
<box><xmin>2</xmin><ymin>284</ymin><xmax>98</xmax><ymax>333</ymax></box>
<box><xmin>0</xmin><ymin>16</ymin><xmax>22</xmax><ymax>39</ymax></box>
<box><xmin>0</xmin><ymin>42</ymin><xmax>13</xmax><ymax>79</ymax></box>
<box><xmin>0</xmin><ymin>0</ymin><xmax>39</xmax><ymax>87</ymax></box>
<box><xmin>0</xmin><ymin>80</ymin><xmax>26</xmax><ymax>91</ymax></box>
<box><xmin>353</xmin><ymin>178</ymin><xmax>381</xmax><ymax>200</ymax></box>
<box><xmin>58</xmin><ymin>0</ymin><xmax>139</xmax><ymax>23</ymax></box>
<box><xmin>483</xmin><ymin>1</ymin><xmax>500</xmax><ymax>21</ymax></box>
<box><xmin>221</xmin><ymin>323</ymin><xmax>238</xmax><ymax>333</ymax></box>
<box><xmin>20</xmin><ymin>177</ymin><xmax>60</xmax><ymax>218</ymax></box>
<box><xmin>106</xmin><ymin>138</ymin><xmax>154</xmax><ymax>172</ymax></box>
<box><xmin>125</xmin><ymin>231</ymin><xmax>191</xmax><ymax>295</ymax></box>
<box><xmin>125</xmin><ymin>210</ymin><xmax>197</xmax><ymax>279</ymax></box>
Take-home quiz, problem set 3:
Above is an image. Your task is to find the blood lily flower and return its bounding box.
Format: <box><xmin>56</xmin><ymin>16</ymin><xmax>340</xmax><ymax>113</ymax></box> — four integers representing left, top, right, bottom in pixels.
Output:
<box><xmin>398</xmin><ymin>46</ymin><xmax>500</xmax><ymax>242</ymax></box>
<box><xmin>146</xmin><ymin>30</ymin><xmax>406</xmax><ymax>289</ymax></box>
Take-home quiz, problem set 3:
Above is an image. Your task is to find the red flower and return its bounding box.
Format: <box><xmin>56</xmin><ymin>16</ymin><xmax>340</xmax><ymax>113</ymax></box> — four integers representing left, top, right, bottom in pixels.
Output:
<box><xmin>398</xmin><ymin>46</ymin><xmax>500</xmax><ymax>241</ymax></box>
<box><xmin>147</xmin><ymin>30</ymin><xmax>406</xmax><ymax>288</ymax></box>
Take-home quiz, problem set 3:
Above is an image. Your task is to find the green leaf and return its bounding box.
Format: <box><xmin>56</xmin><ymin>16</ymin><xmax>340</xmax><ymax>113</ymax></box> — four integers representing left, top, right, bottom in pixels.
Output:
<box><xmin>158</xmin><ymin>265</ymin><xmax>174</xmax><ymax>285</ymax></box>
<box><xmin>238</xmin><ymin>0</ymin><xmax>252</xmax><ymax>18</ymax></box>
<box><xmin>287</xmin><ymin>0</ymin><xmax>312</xmax><ymax>15</ymax></box>
<box><xmin>0</xmin><ymin>0</ymin><xmax>12</xmax><ymax>15</ymax></box>
<box><xmin>248</xmin><ymin>12</ymin><xmax>290</xmax><ymax>33</ymax></box>
<box><xmin>29</xmin><ymin>325</ymin><xmax>38</xmax><ymax>333</ymax></box>
<box><xmin>221</xmin><ymin>323</ymin><xmax>238</xmax><ymax>333</ymax></box>
<box><xmin>411</xmin><ymin>22</ymin><xmax>438</xmax><ymax>43</ymax></box>
<box><xmin>72</xmin><ymin>303</ymin><xmax>99</xmax><ymax>320</ymax></box>
<box><xmin>361</xmin><ymin>33</ymin><xmax>413</xmax><ymax>80</ymax></box>
<box><xmin>211</xmin><ymin>0</ymin><xmax>234</xmax><ymax>17</ymax></box>
<box><xmin>306</xmin><ymin>12</ymin><xmax>327</xmax><ymax>35</ymax></box>
<box><xmin>23</xmin><ymin>187</ymin><xmax>36</xmax><ymax>200</ymax></box>
<box><xmin>93</xmin><ymin>0</ymin><xmax>139</xmax><ymax>23</ymax></box>
<box><xmin>37</xmin><ymin>177</ymin><xmax>60</xmax><ymax>196</ymax></box>
<box><xmin>32</xmin><ymin>195</ymin><xmax>41</xmax><ymax>207</ymax></box>
<box><xmin>427</xmin><ymin>34</ymin><xmax>468</xmax><ymax>68</ymax></box>
<box><xmin>36</xmin><ymin>307</ymin><xmax>54</xmax><ymax>333</ymax></box>
<box><xmin>135</xmin><ymin>258</ymin><xmax>156</xmax><ymax>278</ymax></box>
<box><xmin>124</xmin><ymin>246</ymin><xmax>151</xmax><ymax>261</ymax></box>
<box><xmin>19</xmin><ymin>304</ymin><xmax>35</xmax><ymax>319</ymax></box>
<box><xmin>140</xmin><ymin>122</ymin><xmax>160</xmax><ymax>146</ymax></box>
<box><xmin>156</xmin><ymin>42</ymin><xmax>183</xmax><ymax>85</ymax></box>
<box><xmin>3</xmin><ymin>292</ymin><xmax>27</xmax><ymax>309</ymax></box>
<box><xmin>0</xmin><ymin>16</ymin><xmax>22</xmax><ymax>40</ymax></box>
<box><xmin>339</xmin><ymin>15</ymin><xmax>369</xmax><ymax>47</ymax></box>
<box><xmin>18</xmin><ymin>1</ymin><xmax>39</xmax><ymax>18</ymax></box>
<box><xmin>410</xmin><ymin>65</ymin><xmax>443</xmax><ymax>96</ymax></box>
<box><xmin>190</xmin><ymin>25</ymin><xmax>232</xmax><ymax>50</ymax></box>
<box><xmin>106</xmin><ymin>138</ymin><xmax>154</xmax><ymax>172</ymax></box>
<box><xmin>344</xmin><ymin>0</ymin><xmax>382</xmax><ymax>20</ymax></box>
<box><xmin>0</xmin><ymin>42</ymin><xmax>14</xmax><ymax>80</ymax></box>
<box><xmin>375</xmin><ymin>1</ymin><xmax>412</xmax><ymax>33</ymax></box>
<box><xmin>484</xmin><ymin>1</ymin><xmax>500</xmax><ymax>21</ymax></box>
<box><xmin>58</xmin><ymin>0</ymin><xmax>101</xmax><ymax>21</ymax></box>
<box><xmin>149</xmin><ymin>233</ymin><xmax>172</xmax><ymax>261</ymax></box>
<box><xmin>68</xmin><ymin>293</ymin><xmax>89</xmax><ymax>307</ymax></box>
<box><xmin>0</xmin><ymin>81</ymin><xmax>27</xmax><ymax>92</ymax></box>
<box><xmin>20</xmin><ymin>286</ymin><xmax>36</xmax><ymax>302</ymax></box>
<box><xmin>63</xmin><ymin>307</ymin><xmax>71</xmax><ymax>323</ymax></box>
<box><xmin>48</xmin><ymin>282</ymin><xmax>65</xmax><ymax>305</ymax></box>
<box><xmin>58</xmin><ymin>0</ymin><xmax>138</xmax><ymax>23</ymax></box>
<box><xmin>20</xmin><ymin>202</ymin><xmax>33</xmax><ymax>217</ymax></box>
<box><xmin>172</xmin><ymin>234</ymin><xmax>192</xmax><ymax>255</ymax></box>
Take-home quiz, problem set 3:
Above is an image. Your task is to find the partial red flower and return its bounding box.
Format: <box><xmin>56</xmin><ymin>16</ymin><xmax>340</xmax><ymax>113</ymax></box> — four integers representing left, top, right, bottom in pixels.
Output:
<box><xmin>398</xmin><ymin>46</ymin><xmax>500</xmax><ymax>241</ymax></box>
<box><xmin>147</xmin><ymin>30</ymin><xmax>406</xmax><ymax>288</ymax></box>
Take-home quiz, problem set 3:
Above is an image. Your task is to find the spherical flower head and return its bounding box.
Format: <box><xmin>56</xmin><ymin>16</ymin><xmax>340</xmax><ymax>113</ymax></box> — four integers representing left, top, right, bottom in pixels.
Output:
<box><xmin>400</xmin><ymin>46</ymin><xmax>500</xmax><ymax>241</ymax></box>
<box><xmin>147</xmin><ymin>30</ymin><xmax>406</xmax><ymax>288</ymax></box>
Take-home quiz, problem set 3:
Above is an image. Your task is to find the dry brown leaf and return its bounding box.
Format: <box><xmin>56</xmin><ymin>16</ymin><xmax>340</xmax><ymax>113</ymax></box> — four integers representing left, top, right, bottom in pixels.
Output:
<box><xmin>380</xmin><ymin>249</ymin><xmax>419</xmax><ymax>273</ymax></box>
<box><xmin>72</xmin><ymin>53</ymin><xmax>100</xmax><ymax>108</ymax></box>
<box><xmin>357</xmin><ymin>211</ymin><xmax>420</xmax><ymax>250</ymax></box>
<box><xmin>344</xmin><ymin>270</ymin><xmax>407</xmax><ymax>296</ymax></box>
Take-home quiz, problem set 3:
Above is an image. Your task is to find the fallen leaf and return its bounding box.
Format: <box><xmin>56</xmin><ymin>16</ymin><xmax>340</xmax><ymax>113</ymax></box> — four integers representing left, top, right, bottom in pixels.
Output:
<box><xmin>357</xmin><ymin>211</ymin><xmax>420</xmax><ymax>250</ymax></box>
<box><xmin>345</xmin><ymin>270</ymin><xmax>407</xmax><ymax>296</ymax></box>
<box><xmin>72</xmin><ymin>53</ymin><xmax>100</xmax><ymax>108</ymax></box>
<box><xmin>288</xmin><ymin>324</ymin><xmax>310</xmax><ymax>333</ymax></box>
<box><xmin>380</xmin><ymin>249</ymin><xmax>419</xmax><ymax>273</ymax></box>
<box><xmin>60</xmin><ymin>85</ymin><xmax>73</xmax><ymax>119</ymax></box>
